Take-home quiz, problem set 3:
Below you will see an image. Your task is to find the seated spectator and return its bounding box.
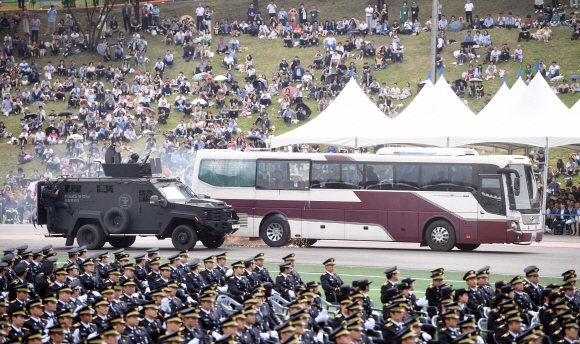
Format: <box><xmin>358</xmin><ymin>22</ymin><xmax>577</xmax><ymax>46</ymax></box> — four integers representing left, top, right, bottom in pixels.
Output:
<box><xmin>570</xmin><ymin>79</ymin><xmax>580</xmax><ymax>94</ymax></box>
<box><xmin>513</xmin><ymin>45</ymin><xmax>523</xmax><ymax>62</ymax></box>
<box><xmin>558</xmin><ymin>79</ymin><xmax>569</xmax><ymax>94</ymax></box>
<box><xmin>566</xmin><ymin>157</ymin><xmax>579</xmax><ymax>176</ymax></box>
<box><xmin>548</xmin><ymin>61</ymin><xmax>560</xmax><ymax>81</ymax></box>
<box><xmin>483</xmin><ymin>14</ymin><xmax>494</xmax><ymax>28</ymax></box>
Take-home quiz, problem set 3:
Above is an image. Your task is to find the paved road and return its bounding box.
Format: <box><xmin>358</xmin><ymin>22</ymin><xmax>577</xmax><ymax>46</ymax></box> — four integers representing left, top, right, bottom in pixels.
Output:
<box><xmin>1</xmin><ymin>225</ymin><xmax>578</xmax><ymax>277</ymax></box>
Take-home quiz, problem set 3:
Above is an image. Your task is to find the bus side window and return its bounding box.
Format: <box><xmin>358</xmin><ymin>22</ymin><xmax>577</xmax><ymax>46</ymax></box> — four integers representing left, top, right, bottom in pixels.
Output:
<box><xmin>259</xmin><ymin>160</ymin><xmax>310</xmax><ymax>190</ymax></box>
<box><xmin>394</xmin><ymin>164</ymin><xmax>420</xmax><ymax>190</ymax></box>
<box><xmin>480</xmin><ymin>177</ymin><xmax>506</xmax><ymax>215</ymax></box>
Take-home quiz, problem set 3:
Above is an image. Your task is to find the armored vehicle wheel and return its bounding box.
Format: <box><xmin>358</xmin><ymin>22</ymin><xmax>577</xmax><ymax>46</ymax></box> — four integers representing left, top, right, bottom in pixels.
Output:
<box><xmin>109</xmin><ymin>236</ymin><xmax>137</xmax><ymax>249</ymax></box>
<box><xmin>171</xmin><ymin>225</ymin><xmax>198</xmax><ymax>251</ymax></box>
<box><xmin>260</xmin><ymin>216</ymin><xmax>291</xmax><ymax>247</ymax></box>
<box><xmin>201</xmin><ymin>235</ymin><xmax>226</xmax><ymax>249</ymax></box>
<box><xmin>77</xmin><ymin>224</ymin><xmax>107</xmax><ymax>250</ymax></box>
<box><xmin>103</xmin><ymin>207</ymin><xmax>130</xmax><ymax>234</ymax></box>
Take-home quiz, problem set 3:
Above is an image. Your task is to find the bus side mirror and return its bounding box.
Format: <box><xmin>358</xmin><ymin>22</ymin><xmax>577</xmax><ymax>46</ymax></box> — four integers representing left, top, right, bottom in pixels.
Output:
<box><xmin>514</xmin><ymin>177</ymin><xmax>521</xmax><ymax>196</ymax></box>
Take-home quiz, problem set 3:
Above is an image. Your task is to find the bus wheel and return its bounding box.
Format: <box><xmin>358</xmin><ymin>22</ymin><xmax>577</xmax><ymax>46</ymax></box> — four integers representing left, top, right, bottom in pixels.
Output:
<box><xmin>425</xmin><ymin>220</ymin><xmax>456</xmax><ymax>252</ymax></box>
<box><xmin>455</xmin><ymin>244</ymin><xmax>480</xmax><ymax>251</ymax></box>
<box><xmin>171</xmin><ymin>225</ymin><xmax>198</xmax><ymax>251</ymax></box>
<box><xmin>109</xmin><ymin>236</ymin><xmax>137</xmax><ymax>249</ymax></box>
<box><xmin>261</xmin><ymin>216</ymin><xmax>291</xmax><ymax>247</ymax></box>
<box><xmin>201</xmin><ymin>236</ymin><xmax>226</xmax><ymax>249</ymax></box>
<box><xmin>76</xmin><ymin>224</ymin><xmax>107</xmax><ymax>250</ymax></box>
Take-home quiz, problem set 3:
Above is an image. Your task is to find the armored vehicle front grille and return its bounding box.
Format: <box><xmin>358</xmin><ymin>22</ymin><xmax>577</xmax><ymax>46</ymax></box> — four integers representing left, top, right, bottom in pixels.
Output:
<box><xmin>204</xmin><ymin>209</ymin><xmax>233</xmax><ymax>221</ymax></box>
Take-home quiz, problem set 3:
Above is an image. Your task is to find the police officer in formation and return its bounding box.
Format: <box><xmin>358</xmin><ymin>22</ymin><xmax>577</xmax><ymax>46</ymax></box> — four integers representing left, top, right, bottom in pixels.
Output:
<box><xmin>0</xmin><ymin>246</ymin><xmax>577</xmax><ymax>344</ymax></box>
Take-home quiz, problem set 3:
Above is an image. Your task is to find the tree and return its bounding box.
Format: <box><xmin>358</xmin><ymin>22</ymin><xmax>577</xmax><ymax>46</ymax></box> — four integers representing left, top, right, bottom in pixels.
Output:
<box><xmin>64</xmin><ymin>0</ymin><xmax>118</xmax><ymax>52</ymax></box>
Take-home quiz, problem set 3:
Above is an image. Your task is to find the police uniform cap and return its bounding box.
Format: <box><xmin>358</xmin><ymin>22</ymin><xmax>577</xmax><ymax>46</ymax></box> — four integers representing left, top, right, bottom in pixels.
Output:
<box><xmin>501</xmin><ymin>284</ymin><xmax>515</xmax><ymax>293</ymax></box>
<box><xmin>561</xmin><ymin>282</ymin><xmax>575</xmax><ymax>290</ymax></box>
<box><xmin>384</xmin><ymin>266</ymin><xmax>399</xmax><ymax>275</ymax></box>
<box><xmin>179</xmin><ymin>250</ymin><xmax>189</xmax><ymax>257</ymax></box>
<box><xmin>200</xmin><ymin>284</ymin><xmax>218</xmax><ymax>294</ymax></box>
<box><xmin>1</xmin><ymin>253</ymin><xmax>14</xmax><ymax>263</ymax></box>
<box><xmin>450</xmin><ymin>331</ymin><xmax>474</xmax><ymax>344</ymax></box>
<box><xmin>401</xmin><ymin>277</ymin><xmax>415</xmax><ymax>285</ymax></box>
<box><xmin>146</xmin><ymin>247</ymin><xmax>160</xmax><ymax>255</ymax></box>
<box><xmin>515</xmin><ymin>329</ymin><xmax>540</xmax><ymax>344</ymax></box>
<box><xmin>46</xmin><ymin>253</ymin><xmax>58</xmax><ymax>260</ymax></box>
<box><xmin>2</xmin><ymin>248</ymin><xmax>14</xmax><ymax>255</ymax></box>
<box><xmin>100</xmin><ymin>327</ymin><xmax>119</xmax><ymax>337</ymax></box>
<box><xmin>55</xmin><ymin>309</ymin><xmax>74</xmax><ymax>318</ymax></box>
<box><xmin>141</xmin><ymin>300</ymin><xmax>158</xmax><ymax>310</ymax></box>
<box><xmin>346</xmin><ymin>318</ymin><xmax>363</xmax><ymax>331</ymax></box>
<box><xmin>290</xmin><ymin>309</ymin><xmax>310</xmax><ymax>323</ymax></box>
<box><xmin>31</xmin><ymin>249</ymin><xmax>43</xmax><ymax>256</ymax></box>
<box><xmin>397</xmin><ymin>282</ymin><xmax>411</xmax><ymax>290</ymax></box>
<box><xmin>254</xmin><ymin>252</ymin><xmax>265</xmax><ymax>260</ymax></box>
<box><xmin>498</xmin><ymin>299</ymin><xmax>516</xmax><ymax>310</ymax></box>
<box><xmin>524</xmin><ymin>266</ymin><xmax>539</xmax><ymax>276</ymax></box>
<box><xmin>64</xmin><ymin>262</ymin><xmax>78</xmax><ymax>271</ymax></box>
<box><xmin>323</xmin><ymin>258</ymin><xmax>335</xmax><ymax>266</ymax></box>
<box><xmin>13</xmin><ymin>262</ymin><xmax>27</xmax><ymax>274</ymax></box>
<box><xmin>431</xmin><ymin>272</ymin><xmax>444</xmax><ymax>280</ymax></box>
<box><xmin>87</xmin><ymin>253</ymin><xmax>101</xmax><ymax>262</ymax></box>
<box><xmin>8</xmin><ymin>305</ymin><xmax>27</xmax><ymax>317</ymax></box>
<box><xmin>82</xmin><ymin>258</ymin><xmax>95</xmax><ymax>266</ymax></box>
<box><xmin>123</xmin><ymin>278</ymin><xmax>137</xmax><ymax>287</ymax></box>
<box><xmin>557</xmin><ymin>311</ymin><xmax>574</xmax><ymax>323</ymax></box>
<box><xmin>20</xmin><ymin>251</ymin><xmax>32</xmax><ymax>257</ymax></box>
<box><xmin>231</xmin><ymin>310</ymin><xmax>247</xmax><ymax>321</ymax></box>
<box><xmin>26</xmin><ymin>298</ymin><xmax>43</xmax><ymax>309</ymax></box>
<box><xmin>149</xmin><ymin>288</ymin><xmax>165</xmax><ymax>297</ymax></box>
<box><xmin>385</xmin><ymin>303</ymin><xmax>404</xmax><ymax>313</ymax></box>
<box><xmin>16</xmin><ymin>245</ymin><xmax>28</xmax><ymax>253</ymax></box>
<box><xmin>249</xmin><ymin>284</ymin><xmax>265</xmax><ymax>294</ymax></box>
<box><xmin>351</xmin><ymin>292</ymin><xmax>364</xmax><ymax>300</ymax></box>
<box><xmin>188</xmin><ymin>258</ymin><xmax>201</xmax><ymax>268</ymax></box>
<box><xmin>244</xmin><ymin>257</ymin><xmax>255</xmax><ymax>264</ymax></box>
<box><xmin>440</xmin><ymin>286</ymin><xmax>454</xmax><ymax>299</ymax></box>
<box><xmin>54</xmin><ymin>267</ymin><xmax>67</xmax><ymax>275</ymax></box>
<box><xmin>47</xmin><ymin>322</ymin><xmax>67</xmax><ymax>334</ymax></box>
<box><xmin>394</xmin><ymin>325</ymin><xmax>416</xmax><ymax>342</ymax></box>
<box><xmin>133</xmin><ymin>254</ymin><xmax>145</xmax><ymax>262</ymax></box>
<box><xmin>118</xmin><ymin>254</ymin><xmax>130</xmax><ymax>262</ymax></box>
<box><xmin>510</xmin><ymin>275</ymin><xmax>524</xmax><ymax>285</ymax></box>
<box><xmin>124</xmin><ymin>308</ymin><xmax>140</xmax><ymax>318</ymax></box>
<box><xmin>242</xmin><ymin>305</ymin><xmax>258</xmax><ymax>315</ymax></box>
<box><xmin>167</xmin><ymin>280</ymin><xmax>180</xmax><ymax>288</ymax></box>
<box><xmin>93</xmin><ymin>297</ymin><xmax>109</xmax><ymax>307</ymax></box>
<box><xmin>562</xmin><ymin>320</ymin><xmax>579</xmax><ymax>329</ymax></box>
<box><xmin>14</xmin><ymin>283</ymin><xmax>30</xmax><ymax>293</ymax></box>
<box><xmin>203</xmin><ymin>255</ymin><xmax>215</xmax><ymax>263</ymax></box>
<box><xmin>216</xmin><ymin>252</ymin><xmax>227</xmax><ymax>260</ymax></box>
<box><xmin>159</xmin><ymin>263</ymin><xmax>171</xmax><ymax>271</ymax></box>
<box><xmin>41</xmin><ymin>244</ymin><xmax>53</xmax><ymax>253</ymax></box>
<box><xmin>505</xmin><ymin>310</ymin><xmax>523</xmax><ymax>323</ymax></box>
<box><xmin>441</xmin><ymin>310</ymin><xmax>460</xmax><ymax>319</ymax></box>
<box><xmin>167</xmin><ymin>253</ymin><xmax>180</xmax><ymax>262</ymax></box>
<box><xmin>252</xmin><ymin>291</ymin><xmax>266</xmax><ymax>298</ymax></box>
<box><xmin>107</xmin><ymin>313</ymin><xmax>126</xmax><ymax>325</ymax></box>
<box><xmin>215</xmin><ymin>333</ymin><xmax>239</xmax><ymax>344</ymax></box>
<box><xmin>403</xmin><ymin>316</ymin><xmax>421</xmax><ymax>328</ymax></box>
<box><xmin>243</xmin><ymin>297</ymin><xmax>258</xmax><ymax>305</ymax></box>
<box><xmin>279</xmin><ymin>261</ymin><xmax>292</xmax><ymax>268</ymax></box>
<box><xmin>100</xmin><ymin>285</ymin><xmax>115</xmax><ymax>294</ymax></box>
<box><xmin>150</xmin><ymin>257</ymin><xmax>161</xmax><ymax>265</ymax></box>
<box><xmin>219</xmin><ymin>316</ymin><xmax>238</xmax><ymax>328</ymax></box>
<box><xmin>443</xmin><ymin>301</ymin><xmax>461</xmax><ymax>311</ymax></box>
<box><xmin>458</xmin><ymin>318</ymin><xmax>477</xmax><ymax>328</ymax></box>
<box><xmin>200</xmin><ymin>294</ymin><xmax>214</xmax><ymax>302</ymax></box>
<box><xmin>561</xmin><ymin>270</ymin><xmax>575</xmax><ymax>279</ymax></box>
<box><xmin>67</xmin><ymin>248</ymin><xmax>79</xmax><ymax>256</ymax></box>
<box><xmin>476</xmin><ymin>266</ymin><xmax>490</xmax><ymax>278</ymax></box>
<box><xmin>177</xmin><ymin>302</ymin><xmax>198</xmax><ymax>314</ymax></box>
<box><xmin>22</xmin><ymin>329</ymin><xmax>43</xmax><ymax>341</ymax></box>
<box><xmin>40</xmin><ymin>260</ymin><xmax>56</xmax><ymax>274</ymax></box>
<box><xmin>281</xmin><ymin>253</ymin><xmax>295</xmax><ymax>261</ymax></box>
<box><xmin>76</xmin><ymin>304</ymin><xmax>93</xmax><ymax>316</ymax></box>
<box><xmin>329</xmin><ymin>325</ymin><xmax>349</xmax><ymax>340</ymax></box>
<box><xmin>263</xmin><ymin>281</ymin><xmax>274</xmax><ymax>291</ymax></box>
<box><xmin>121</xmin><ymin>263</ymin><xmax>135</xmax><ymax>271</ymax></box>
<box><xmin>108</xmin><ymin>268</ymin><xmax>121</xmax><ymax>275</ymax></box>
<box><xmin>0</xmin><ymin>262</ymin><xmax>7</xmax><ymax>269</ymax></box>
<box><xmin>112</xmin><ymin>249</ymin><xmax>125</xmax><ymax>257</ymax></box>
<box><xmin>183</xmin><ymin>308</ymin><xmax>201</xmax><ymax>318</ymax></box>
<box><xmin>275</xmin><ymin>321</ymin><xmax>295</xmax><ymax>333</ymax></box>
<box><xmin>231</xmin><ymin>260</ymin><xmax>245</xmax><ymax>268</ymax></box>
<box><xmin>306</xmin><ymin>281</ymin><xmax>319</xmax><ymax>288</ymax></box>
<box><xmin>455</xmin><ymin>288</ymin><xmax>470</xmax><ymax>297</ymax></box>
<box><xmin>463</xmin><ymin>270</ymin><xmax>477</xmax><ymax>280</ymax></box>
<box><xmin>77</xmin><ymin>246</ymin><xmax>87</xmax><ymax>253</ymax></box>
<box><xmin>346</xmin><ymin>302</ymin><xmax>363</xmax><ymax>311</ymax></box>
<box><xmin>0</xmin><ymin>295</ymin><xmax>7</xmax><ymax>307</ymax></box>
<box><xmin>56</xmin><ymin>285</ymin><xmax>73</xmax><ymax>294</ymax></box>
<box><xmin>551</xmin><ymin>300</ymin><xmax>569</xmax><ymax>311</ymax></box>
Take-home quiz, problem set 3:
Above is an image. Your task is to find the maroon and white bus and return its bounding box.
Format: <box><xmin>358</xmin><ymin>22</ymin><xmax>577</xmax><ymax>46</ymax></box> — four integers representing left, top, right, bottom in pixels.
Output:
<box><xmin>191</xmin><ymin>148</ymin><xmax>543</xmax><ymax>251</ymax></box>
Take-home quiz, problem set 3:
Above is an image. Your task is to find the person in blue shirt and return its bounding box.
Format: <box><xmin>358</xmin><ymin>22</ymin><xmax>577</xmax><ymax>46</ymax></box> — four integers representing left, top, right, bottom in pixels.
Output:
<box><xmin>163</xmin><ymin>50</ymin><xmax>173</xmax><ymax>68</ymax></box>
<box><xmin>327</xmin><ymin>146</ymin><xmax>337</xmax><ymax>153</ymax></box>
<box><xmin>483</xmin><ymin>14</ymin><xmax>494</xmax><ymax>28</ymax></box>
<box><xmin>278</xmin><ymin>6</ymin><xmax>288</xmax><ymax>25</ymax></box>
<box><xmin>464</xmin><ymin>30</ymin><xmax>474</xmax><ymax>41</ymax></box>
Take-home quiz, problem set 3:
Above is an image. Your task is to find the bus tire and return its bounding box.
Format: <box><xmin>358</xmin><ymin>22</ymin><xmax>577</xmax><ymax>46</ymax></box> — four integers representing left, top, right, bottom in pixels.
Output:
<box><xmin>425</xmin><ymin>220</ymin><xmax>456</xmax><ymax>252</ymax></box>
<box><xmin>103</xmin><ymin>207</ymin><xmax>130</xmax><ymax>234</ymax></box>
<box><xmin>171</xmin><ymin>225</ymin><xmax>198</xmax><ymax>251</ymax></box>
<box><xmin>261</xmin><ymin>216</ymin><xmax>291</xmax><ymax>247</ymax></box>
<box><xmin>77</xmin><ymin>224</ymin><xmax>107</xmax><ymax>250</ymax></box>
<box><xmin>455</xmin><ymin>244</ymin><xmax>480</xmax><ymax>251</ymax></box>
<box><xmin>201</xmin><ymin>236</ymin><xmax>226</xmax><ymax>249</ymax></box>
<box><xmin>109</xmin><ymin>236</ymin><xmax>137</xmax><ymax>249</ymax></box>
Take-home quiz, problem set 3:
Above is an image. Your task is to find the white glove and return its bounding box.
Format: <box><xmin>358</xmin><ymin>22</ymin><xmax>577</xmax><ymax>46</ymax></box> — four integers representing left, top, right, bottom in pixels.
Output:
<box><xmin>187</xmin><ymin>338</ymin><xmax>200</xmax><ymax>344</ymax></box>
<box><xmin>91</xmin><ymin>291</ymin><xmax>101</xmax><ymax>298</ymax></box>
<box><xmin>217</xmin><ymin>286</ymin><xmax>228</xmax><ymax>292</ymax></box>
<box><xmin>288</xmin><ymin>290</ymin><xmax>295</xmax><ymax>298</ymax></box>
<box><xmin>219</xmin><ymin>317</ymin><xmax>226</xmax><ymax>322</ymax></box>
<box><xmin>364</xmin><ymin>318</ymin><xmax>375</xmax><ymax>330</ymax></box>
<box><xmin>181</xmin><ymin>283</ymin><xmax>188</xmax><ymax>289</ymax></box>
<box><xmin>315</xmin><ymin>310</ymin><xmax>329</xmax><ymax>323</ymax></box>
<box><xmin>416</xmin><ymin>297</ymin><xmax>429</xmax><ymax>307</ymax></box>
<box><xmin>529</xmin><ymin>311</ymin><xmax>538</xmax><ymax>317</ymax></box>
<box><xmin>142</xmin><ymin>280</ymin><xmax>149</xmax><ymax>288</ymax></box>
<box><xmin>226</xmin><ymin>269</ymin><xmax>233</xmax><ymax>277</ymax></box>
<box><xmin>316</xmin><ymin>332</ymin><xmax>324</xmax><ymax>343</ymax></box>
<box><xmin>144</xmin><ymin>287</ymin><xmax>150</xmax><ymax>294</ymax></box>
<box><xmin>260</xmin><ymin>333</ymin><xmax>270</xmax><ymax>340</ymax></box>
<box><xmin>28</xmin><ymin>283</ymin><xmax>34</xmax><ymax>289</ymax></box>
<box><xmin>186</xmin><ymin>296</ymin><xmax>195</xmax><ymax>304</ymax></box>
<box><xmin>132</xmin><ymin>293</ymin><xmax>140</xmax><ymax>298</ymax></box>
<box><xmin>211</xmin><ymin>332</ymin><xmax>222</xmax><ymax>340</ymax></box>
<box><xmin>422</xmin><ymin>333</ymin><xmax>433</xmax><ymax>341</ymax></box>
<box><xmin>78</xmin><ymin>295</ymin><xmax>87</xmax><ymax>303</ymax></box>
<box><xmin>270</xmin><ymin>331</ymin><xmax>278</xmax><ymax>339</ymax></box>
<box><xmin>1</xmin><ymin>292</ymin><xmax>7</xmax><ymax>298</ymax></box>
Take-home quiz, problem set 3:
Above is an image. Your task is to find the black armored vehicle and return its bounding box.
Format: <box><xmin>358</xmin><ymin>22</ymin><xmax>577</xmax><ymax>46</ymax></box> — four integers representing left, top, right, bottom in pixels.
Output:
<box><xmin>36</xmin><ymin>153</ymin><xmax>239</xmax><ymax>250</ymax></box>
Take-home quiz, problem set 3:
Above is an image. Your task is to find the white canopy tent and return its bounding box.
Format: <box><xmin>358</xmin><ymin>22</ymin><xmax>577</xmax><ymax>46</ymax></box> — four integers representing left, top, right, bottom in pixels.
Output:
<box><xmin>570</xmin><ymin>98</ymin><xmax>580</xmax><ymax>115</ymax></box>
<box><xmin>270</xmin><ymin>78</ymin><xmax>391</xmax><ymax>148</ymax></box>
<box><xmin>366</xmin><ymin>76</ymin><xmax>476</xmax><ymax>147</ymax></box>
<box><xmin>476</xmin><ymin>82</ymin><xmax>510</xmax><ymax>118</ymax></box>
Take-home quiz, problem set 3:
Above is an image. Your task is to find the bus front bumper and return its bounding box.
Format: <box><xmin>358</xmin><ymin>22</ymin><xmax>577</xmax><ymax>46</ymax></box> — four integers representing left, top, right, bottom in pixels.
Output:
<box><xmin>507</xmin><ymin>229</ymin><xmax>543</xmax><ymax>245</ymax></box>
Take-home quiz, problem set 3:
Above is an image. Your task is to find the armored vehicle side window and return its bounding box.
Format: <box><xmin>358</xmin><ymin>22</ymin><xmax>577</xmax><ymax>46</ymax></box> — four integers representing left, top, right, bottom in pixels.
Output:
<box><xmin>199</xmin><ymin>159</ymin><xmax>256</xmax><ymax>187</ymax></box>
<box><xmin>97</xmin><ymin>185</ymin><xmax>114</xmax><ymax>193</ymax></box>
<box><xmin>65</xmin><ymin>185</ymin><xmax>81</xmax><ymax>193</ymax></box>
<box><xmin>139</xmin><ymin>190</ymin><xmax>156</xmax><ymax>202</ymax></box>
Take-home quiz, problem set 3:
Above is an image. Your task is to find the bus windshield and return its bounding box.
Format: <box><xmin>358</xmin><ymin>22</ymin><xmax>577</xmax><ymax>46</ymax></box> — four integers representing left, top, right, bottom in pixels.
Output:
<box><xmin>509</xmin><ymin>164</ymin><xmax>541</xmax><ymax>213</ymax></box>
<box><xmin>158</xmin><ymin>184</ymin><xmax>197</xmax><ymax>200</ymax></box>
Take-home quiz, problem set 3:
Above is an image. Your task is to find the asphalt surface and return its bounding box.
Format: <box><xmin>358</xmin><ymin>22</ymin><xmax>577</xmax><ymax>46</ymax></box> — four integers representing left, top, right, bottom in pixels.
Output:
<box><xmin>1</xmin><ymin>225</ymin><xmax>578</xmax><ymax>277</ymax></box>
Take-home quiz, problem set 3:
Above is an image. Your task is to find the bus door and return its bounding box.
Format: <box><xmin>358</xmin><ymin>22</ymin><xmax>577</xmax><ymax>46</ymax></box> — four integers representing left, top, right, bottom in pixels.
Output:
<box><xmin>477</xmin><ymin>175</ymin><xmax>508</xmax><ymax>243</ymax></box>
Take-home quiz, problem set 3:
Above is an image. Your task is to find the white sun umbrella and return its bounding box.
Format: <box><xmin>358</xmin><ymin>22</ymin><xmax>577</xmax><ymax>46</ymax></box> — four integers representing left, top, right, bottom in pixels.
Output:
<box><xmin>214</xmin><ymin>75</ymin><xmax>228</xmax><ymax>81</ymax></box>
<box><xmin>192</xmin><ymin>99</ymin><xmax>207</xmax><ymax>105</ymax></box>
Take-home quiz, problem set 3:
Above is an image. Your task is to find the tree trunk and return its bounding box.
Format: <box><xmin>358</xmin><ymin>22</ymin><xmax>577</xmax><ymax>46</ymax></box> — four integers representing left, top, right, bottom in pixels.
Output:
<box><xmin>253</xmin><ymin>0</ymin><xmax>259</xmax><ymax>13</ymax></box>
<box><xmin>134</xmin><ymin>0</ymin><xmax>140</xmax><ymax>21</ymax></box>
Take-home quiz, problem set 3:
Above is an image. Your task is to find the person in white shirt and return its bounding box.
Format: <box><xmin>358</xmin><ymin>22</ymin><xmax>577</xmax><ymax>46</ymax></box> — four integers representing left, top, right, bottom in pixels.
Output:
<box><xmin>464</xmin><ymin>0</ymin><xmax>474</xmax><ymax>26</ymax></box>
<box><xmin>124</xmin><ymin>127</ymin><xmax>136</xmax><ymax>141</ymax></box>
<box><xmin>548</xmin><ymin>61</ymin><xmax>560</xmax><ymax>81</ymax></box>
<box><xmin>35</xmin><ymin>130</ymin><xmax>45</xmax><ymax>143</ymax></box>
<box><xmin>301</xmin><ymin>72</ymin><xmax>313</xmax><ymax>88</ymax></box>
<box><xmin>365</xmin><ymin>4</ymin><xmax>374</xmax><ymax>29</ymax></box>
<box><xmin>195</xmin><ymin>3</ymin><xmax>205</xmax><ymax>31</ymax></box>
